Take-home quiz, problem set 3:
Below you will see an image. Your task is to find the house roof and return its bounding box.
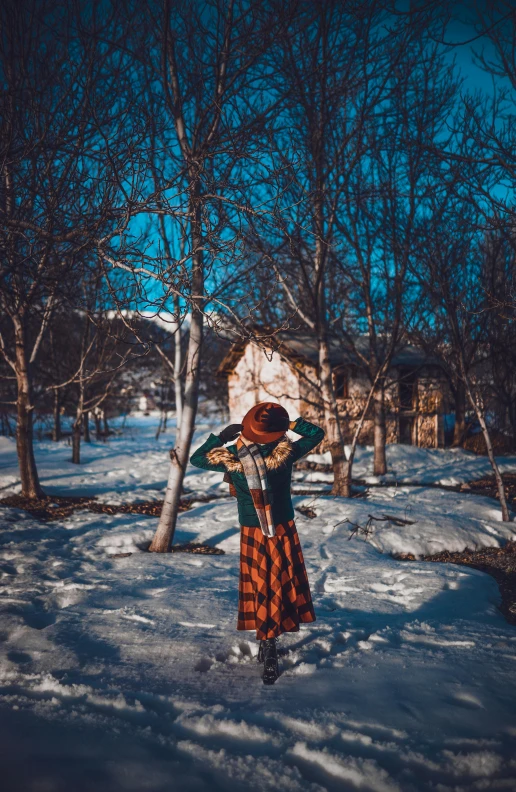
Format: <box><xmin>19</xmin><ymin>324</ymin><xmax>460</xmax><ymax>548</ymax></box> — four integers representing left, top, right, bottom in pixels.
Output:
<box><xmin>217</xmin><ymin>332</ymin><xmax>441</xmax><ymax>376</ymax></box>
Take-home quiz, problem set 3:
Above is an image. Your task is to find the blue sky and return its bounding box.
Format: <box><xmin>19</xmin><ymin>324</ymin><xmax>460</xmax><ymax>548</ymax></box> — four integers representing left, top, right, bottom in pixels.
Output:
<box><xmin>440</xmin><ymin>3</ymin><xmax>511</xmax><ymax>95</ymax></box>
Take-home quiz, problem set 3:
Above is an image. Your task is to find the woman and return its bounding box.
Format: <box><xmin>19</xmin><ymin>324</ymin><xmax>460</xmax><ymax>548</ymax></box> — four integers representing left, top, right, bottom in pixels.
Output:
<box><xmin>190</xmin><ymin>402</ymin><xmax>324</xmax><ymax>685</ymax></box>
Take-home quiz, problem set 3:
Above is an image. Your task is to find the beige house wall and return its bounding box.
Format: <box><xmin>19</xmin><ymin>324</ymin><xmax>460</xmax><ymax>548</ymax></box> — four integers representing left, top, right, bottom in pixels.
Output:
<box><xmin>415</xmin><ymin>378</ymin><xmax>444</xmax><ymax>447</ymax></box>
<box><xmin>227</xmin><ymin>345</ymin><xmax>301</xmax><ymax>423</ymax></box>
<box><xmin>298</xmin><ymin>363</ymin><xmax>401</xmax><ymax>446</ymax></box>
<box><xmin>225</xmin><ymin>344</ymin><xmax>447</xmax><ymax>449</ymax></box>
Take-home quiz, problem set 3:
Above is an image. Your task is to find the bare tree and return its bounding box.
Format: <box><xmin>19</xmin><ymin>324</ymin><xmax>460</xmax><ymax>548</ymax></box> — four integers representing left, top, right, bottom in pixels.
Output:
<box><xmin>0</xmin><ymin>0</ymin><xmax>149</xmax><ymax>497</ymax></box>
<box><xmin>65</xmin><ymin>302</ymin><xmax>140</xmax><ymax>465</ymax></box>
<box><xmin>332</xmin><ymin>31</ymin><xmax>460</xmax><ymax>480</ymax></box>
<box><xmin>413</xmin><ymin>188</ymin><xmax>511</xmax><ymax>521</ymax></box>
<box><xmin>479</xmin><ymin>225</ymin><xmax>516</xmax><ymax>450</ymax></box>
<box><xmin>256</xmin><ymin>1</ymin><xmax>443</xmax><ymax>493</ymax></box>
<box><xmin>121</xmin><ymin>0</ymin><xmax>287</xmax><ymax>552</ymax></box>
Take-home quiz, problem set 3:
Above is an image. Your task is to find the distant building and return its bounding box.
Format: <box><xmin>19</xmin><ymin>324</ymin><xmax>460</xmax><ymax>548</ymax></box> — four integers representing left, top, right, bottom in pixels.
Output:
<box><xmin>218</xmin><ymin>333</ymin><xmax>448</xmax><ymax>448</ymax></box>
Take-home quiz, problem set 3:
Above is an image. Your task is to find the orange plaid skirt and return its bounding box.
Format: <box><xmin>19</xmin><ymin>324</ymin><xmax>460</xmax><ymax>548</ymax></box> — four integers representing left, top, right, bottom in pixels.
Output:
<box><xmin>237</xmin><ymin>519</ymin><xmax>316</xmax><ymax>640</ymax></box>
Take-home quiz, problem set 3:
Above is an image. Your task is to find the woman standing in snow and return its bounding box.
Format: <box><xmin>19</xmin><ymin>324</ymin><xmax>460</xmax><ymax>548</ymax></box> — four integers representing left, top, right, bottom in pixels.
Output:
<box><xmin>190</xmin><ymin>402</ymin><xmax>324</xmax><ymax>685</ymax></box>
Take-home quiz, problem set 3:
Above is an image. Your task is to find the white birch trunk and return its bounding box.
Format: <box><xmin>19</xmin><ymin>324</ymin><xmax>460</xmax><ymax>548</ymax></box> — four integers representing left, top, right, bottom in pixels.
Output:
<box><xmin>149</xmin><ymin>186</ymin><xmax>203</xmax><ymax>552</ymax></box>
<box><xmin>174</xmin><ymin>313</ymin><xmax>183</xmax><ymax>439</ymax></box>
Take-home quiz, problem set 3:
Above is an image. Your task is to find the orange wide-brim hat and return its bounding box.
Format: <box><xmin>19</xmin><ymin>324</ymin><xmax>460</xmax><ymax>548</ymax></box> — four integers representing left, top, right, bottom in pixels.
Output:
<box><xmin>241</xmin><ymin>402</ymin><xmax>289</xmax><ymax>444</ymax></box>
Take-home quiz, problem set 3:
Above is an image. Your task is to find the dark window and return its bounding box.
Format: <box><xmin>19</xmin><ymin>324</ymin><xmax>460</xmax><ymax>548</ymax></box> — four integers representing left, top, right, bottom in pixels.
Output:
<box><xmin>399</xmin><ymin>369</ymin><xmax>417</xmax><ymax>410</ymax></box>
<box><xmin>333</xmin><ymin>369</ymin><xmax>349</xmax><ymax>399</ymax></box>
<box><xmin>399</xmin><ymin>415</ymin><xmax>414</xmax><ymax>444</ymax></box>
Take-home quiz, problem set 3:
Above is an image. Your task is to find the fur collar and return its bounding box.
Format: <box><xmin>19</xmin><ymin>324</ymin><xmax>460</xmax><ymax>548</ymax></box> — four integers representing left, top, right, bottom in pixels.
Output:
<box><xmin>206</xmin><ymin>437</ymin><xmax>293</xmax><ymax>473</ymax></box>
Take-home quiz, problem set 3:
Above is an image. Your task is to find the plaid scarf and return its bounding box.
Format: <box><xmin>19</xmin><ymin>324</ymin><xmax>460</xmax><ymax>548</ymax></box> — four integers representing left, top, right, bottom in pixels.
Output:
<box><xmin>236</xmin><ymin>436</ymin><xmax>276</xmax><ymax>537</ymax></box>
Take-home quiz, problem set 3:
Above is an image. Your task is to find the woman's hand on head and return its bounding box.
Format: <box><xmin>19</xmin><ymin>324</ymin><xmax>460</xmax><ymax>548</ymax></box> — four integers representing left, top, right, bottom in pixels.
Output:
<box><xmin>218</xmin><ymin>424</ymin><xmax>243</xmax><ymax>444</ymax></box>
<box><xmin>263</xmin><ymin>408</ymin><xmax>290</xmax><ymax>432</ymax></box>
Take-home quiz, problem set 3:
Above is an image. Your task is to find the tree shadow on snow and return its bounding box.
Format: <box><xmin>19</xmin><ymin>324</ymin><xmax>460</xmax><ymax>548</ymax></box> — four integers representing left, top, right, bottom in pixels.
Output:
<box><xmin>0</xmin><ymin>705</ymin><xmax>238</xmax><ymax>792</ymax></box>
<box><xmin>53</xmin><ymin>623</ymin><xmax>121</xmax><ymax>667</ymax></box>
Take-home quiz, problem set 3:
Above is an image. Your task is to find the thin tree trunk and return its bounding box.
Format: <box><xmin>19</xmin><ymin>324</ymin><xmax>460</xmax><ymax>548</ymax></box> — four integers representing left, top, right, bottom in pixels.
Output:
<box><xmin>449</xmin><ymin>312</ymin><xmax>510</xmax><ymax>520</ymax></box>
<box><xmin>373</xmin><ymin>386</ymin><xmax>387</xmax><ymax>476</ymax></box>
<box><xmin>317</xmin><ymin>334</ymin><xmax>348</xmax><ymax>495</ymax></box>
<box><xmin>174</xmin><ymin>297</ymin><xmax>183</xmax><ymax>439</ymax></box>
<box><xmin>461</xmin><ymin>369</ymin><xmax>510</xmax><ymax>521</ymax></box>
<box><xmin>508</xmin><ymin>401</ymin><xmax>516</xmax><ymax>453</ymax></box>
<box><xmin>83</xmin><ymin>410</ymin><xmax>91</xmax><ymax>443</ymax></box>
<box><xmin>72</xmin><ymin>406</ymin><xmax>82</xmax><ymax>464</ymax></box>
<box><xmin>343</xmin><ymin>374</ymin><xmax>382</xmax><ymax>497</ymax></box>
<box><xmin>13</xmin><ymin>315</ymin><xmax>43</xmax><ymax>499</ymax></box>
<box><xmin>155</xmin><ymin>411</ymin><xmax>164</xmax><ymax>440</ymax></box>
<box><xmin>453</xmin><ymin>380</ymin><xmax>466</xmax><ymax>447</ymax></box>
<box><xmin>149</xmin><ymin>185</ymin><xmax>204</xmax><ymax>552</ymax></box>
<box><xmin>312</xmin><ymin>183</ymin><xmax>347</xmax><ymax>496</ymax></box>
<box><xmin>94</xmin><ymin>410</ymin><xmax>102</xmax><ymax>440</ymax></box>
<box><xmin>103</xmin><ymin>412</ymin><xmax>109</xmax><ymax>437</ymax></box>
<box><xmin>174</xmin><ymin>344</ymin><xmax>183</xmax><ymax>438</ymax></box>
<box><xmin>52</xmin><ymin>389</ymin><xmax>61</xmax><ymax>442</ymax></box>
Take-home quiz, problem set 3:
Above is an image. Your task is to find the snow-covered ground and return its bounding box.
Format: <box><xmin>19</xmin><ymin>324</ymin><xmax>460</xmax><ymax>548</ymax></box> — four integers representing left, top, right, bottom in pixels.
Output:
<box><xmin>304</xmin><ymin>443</ymin><xmax>516</xmax><ymax>489</ymax></box>
<box><xmin>1</xmin><ymin>415</ymin><xmax>516</xmax><ymax>792</ymax></box>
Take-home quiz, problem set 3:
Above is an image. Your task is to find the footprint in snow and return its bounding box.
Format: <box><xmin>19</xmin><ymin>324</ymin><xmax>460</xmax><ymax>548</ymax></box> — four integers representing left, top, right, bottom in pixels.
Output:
<box><xmin>22</xmin><ymin>608</ymin><xmax>56</xmax><ymax>630</ymax></box>
<box><xmin>7</xmin><ymin>650</ymin><xmax>32</xmax><ymax>665</ymax></box>
<box><xmin>195</xmin><ymin>657</ymin><xmax>213</xmax><ymax>673</ymax></box>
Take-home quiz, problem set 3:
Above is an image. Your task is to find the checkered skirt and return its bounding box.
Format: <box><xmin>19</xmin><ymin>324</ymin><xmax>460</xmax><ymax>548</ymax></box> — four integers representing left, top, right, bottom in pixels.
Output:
<box><xmin>237</xmin><ymin>519</ymin><xmax>316</xmax><ymax>640</ymax></box>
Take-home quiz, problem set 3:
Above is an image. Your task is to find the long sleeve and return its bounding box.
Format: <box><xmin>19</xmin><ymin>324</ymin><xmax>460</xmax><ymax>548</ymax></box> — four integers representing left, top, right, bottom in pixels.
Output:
<box><xmin>290</xmin><ymin>417</ymin><xmax>325</xmax><ymax>462</ymax></box>
<box><xmin>189</xmin><ymin>433</ymin><xmax>227</xmax><ymax>472</ymax></box>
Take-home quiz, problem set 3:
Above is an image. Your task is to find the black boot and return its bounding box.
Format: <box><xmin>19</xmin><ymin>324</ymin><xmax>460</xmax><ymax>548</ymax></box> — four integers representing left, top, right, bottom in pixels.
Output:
<box><xmin>262</xmin><ymin>638</ymin><xmax>279</xmax><ymax>685</ymax></box>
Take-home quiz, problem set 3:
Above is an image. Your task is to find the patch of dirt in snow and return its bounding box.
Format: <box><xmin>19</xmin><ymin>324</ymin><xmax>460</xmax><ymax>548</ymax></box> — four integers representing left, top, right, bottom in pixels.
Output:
<box><xmin>113</xmin><ymin>542</ymin><xmax>226</xmax><ymax>557</ymax></box>
<box><xmin>0</xmin><ymin>493</ymin><xmax>93</xmax><ymax>520</ymax></box>
<box><xmin>297</xmin><ymin>461</ymin><xmax>516</xmax><ymax>510</ymax></box>
<box><xmin>462</xmin><ymin>473</ymin><xmax>516</xmax><ymax>510</ymax></box>
<box><xmin>418</xmin><ymin>541</ymin><xmax>516</xmax><ymax>626</ymax></box>
<box><xmin>0</xmin><ymin>493</ymin><xmax>192</xmax><ymax>521</ymax></box>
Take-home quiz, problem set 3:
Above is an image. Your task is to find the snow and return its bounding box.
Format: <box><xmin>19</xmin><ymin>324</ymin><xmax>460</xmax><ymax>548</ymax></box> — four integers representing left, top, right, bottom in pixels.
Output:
<box><xmin>1</xmin><ymin>414</ymin><xmax>516</xmax><ymax>791</ymax></box>
<box><xmin>305</xmin><ymin>443</ymin><xmax>516</xmax><ymax>487</ymax></box>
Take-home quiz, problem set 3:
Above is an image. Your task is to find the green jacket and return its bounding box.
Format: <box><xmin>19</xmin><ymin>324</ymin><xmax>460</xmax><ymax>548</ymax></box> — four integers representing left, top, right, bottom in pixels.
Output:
<box><xmin>190</xmin><ymin>417</ymin><xmax>325</xmax><ymax>527</ymax></box>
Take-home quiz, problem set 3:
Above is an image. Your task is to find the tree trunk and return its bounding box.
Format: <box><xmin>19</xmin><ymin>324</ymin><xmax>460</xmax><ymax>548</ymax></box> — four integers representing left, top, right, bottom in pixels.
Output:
<box><xmin>174</xmin><ymin>297</ymin><xmax>183</xmax><ymax>440</ymax></box>
<box><xmin>94</xmin><ymin>411</ymin><xmax>102</xmax><ymax>440</ymax></box>
<box><xmin>453</xmin><ymin>380</ymin><xmax>466</xmax><ymax>447</ymax></box>
<box><xmin>508</xmin><ymin>401</ymin><xmax>516</xmax><ymax>453</ymax></box>
<box><xmin>103</xmin><ymin>412</ymin><xmax>109</xmax><ymax>437</ymax></box>
<box><xmin>174</xmin><ymin>366</ymin><xmax>183</xmax><ymax>439</ymax></box>
<box><xmin>342</xmin><ymin>376</ymin><xmax>381</xmax><ymax>498</ymax></box>
<box><xmin>150</xmin><ymin>313</ymin><xmax>203</xmax><ymax>552</ymax></box>
<box><xmin>52</xmin><ymin>389</ymin><xmax>61</xmax><ymax>442</ymax></box>
<box><xmin>83</xmin><ymin>411</ymin><xmax>91</xmax><ymax>443</ymax></box>
<box><xmin>149</xmin><ymin>184</ymin><xmax>204</xmax><ymax>552</ymax></box>
<box><xmin>155</xmin><ymin>411</ymin><xmax>164</xmax><ymax>440</ymax></box>
<box><xmin>312</xmin><ymin>181</ymin><xmax>348</xmax><ymax>496</ymax></box>
<box><xmin>373</xmin><ymin>387</ymin><xmax>387</xmax><ymax>476</ymax></box>
<box><xmin>318</xmin><ymin>334</ymin><xmax>348</xmax><ymax>496</ymax></box>
<box><xmin>72</xmin><ymin>407</ymin><xmax>82</xmax><ymax>464</ymax></box>
<box><xmin>13</xmin><ymin>315</ymin><xmax>43</xmax><ymax>499</ymax></box>
<box><xmin>463</xmin><ymin>377</ymin><xmax>510</xmax><ymax>521</ymax></box>
<box><xmin>448</xmin><ymin>313</ymin><xmax>510</xmax><ymax>521</ymax></box>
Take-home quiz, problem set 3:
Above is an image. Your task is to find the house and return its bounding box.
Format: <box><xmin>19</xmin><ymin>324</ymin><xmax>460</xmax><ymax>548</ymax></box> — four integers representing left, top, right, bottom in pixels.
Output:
<box><xmin>217</xmin><ymin>333</ymin><xmax>448</xmax><ymax>448</ymax></box>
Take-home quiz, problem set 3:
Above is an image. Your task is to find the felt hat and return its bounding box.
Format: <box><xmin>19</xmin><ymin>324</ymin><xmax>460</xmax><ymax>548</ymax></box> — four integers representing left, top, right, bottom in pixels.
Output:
<box><xmin>241</xmin><ymin>402</ymin><xmax>290</xmax><ymax>444</ymax></box>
